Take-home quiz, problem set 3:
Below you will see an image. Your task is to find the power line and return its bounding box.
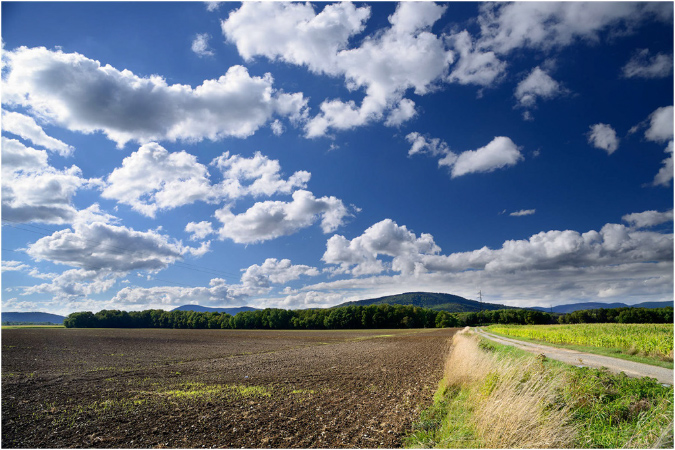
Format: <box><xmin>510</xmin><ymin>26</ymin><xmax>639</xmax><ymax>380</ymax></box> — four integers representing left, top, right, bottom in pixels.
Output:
<box><xmin>152</xmin><ymin>277</ymin><xmax>200</xmax><ymax>289</ymax></box>
<box><xmin>173</xmin><ymin>261</ymin><xmax>240</xmax><ymax>278</ymax></box>
<box><xmin>1</xmin><ymin>218</ymin><xmax>62</xmax><ymax>234</ymax></box>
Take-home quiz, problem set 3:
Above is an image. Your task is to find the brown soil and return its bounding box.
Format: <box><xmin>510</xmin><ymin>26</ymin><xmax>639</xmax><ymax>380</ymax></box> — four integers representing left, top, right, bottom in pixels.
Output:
<box><xmin>2</xmin><ymin>327</ymin><xmax>456</xmax><ymax>448</ymax></box>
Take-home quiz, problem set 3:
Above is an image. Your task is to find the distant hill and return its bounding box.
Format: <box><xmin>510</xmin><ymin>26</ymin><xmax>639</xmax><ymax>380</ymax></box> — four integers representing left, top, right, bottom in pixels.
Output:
<box><xmin>2</xmin><ymin>312</ymin><xmax>65</xmax><ymax>324</ymax></box>
<box><xmin>171</xmin><ymin>305</ymin><xmax>259</xmax><ymax>315</ymax></box>
<box><xmin>531</xmin><ymin>300</ymin><xmax>674</xmax><ymax>314</ymax></box>
<box><xmin>335</xmin><ymin>292</ymin><xmax>516</xmax><ymax>313</ymax></box>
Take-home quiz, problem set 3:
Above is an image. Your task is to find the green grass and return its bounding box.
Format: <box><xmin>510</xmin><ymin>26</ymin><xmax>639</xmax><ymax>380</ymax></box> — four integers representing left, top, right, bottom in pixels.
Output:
<box><xmin>564</xmin><ymin>367</ymin><xmax>674</xmax><ymax>448</ymax></box>
<box><xmin>485</xmin><ymin>337</ymin><xmax>674</xmax><ymax>448</ymax></box>
<box><xmin>404</xmin><ymin>382</ymin><xmax>477</xmax><ymax>448</ymax></box>
<box><xmin>2</xmin><ymin>324</ymin><xmax>65</xmax><ymax>329</ymax></box>
<box><xmin>406</xmin><ymin>333</ymin><xmax>674</xmax><ymax>448</ymax></box>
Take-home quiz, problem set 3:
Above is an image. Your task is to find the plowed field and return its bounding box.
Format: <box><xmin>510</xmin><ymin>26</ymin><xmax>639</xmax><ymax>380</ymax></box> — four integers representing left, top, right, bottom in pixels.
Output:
<box><xmin>2</xmin><ymin>327</ymin><xmax>456</xmax><ymax>448</ymax></box>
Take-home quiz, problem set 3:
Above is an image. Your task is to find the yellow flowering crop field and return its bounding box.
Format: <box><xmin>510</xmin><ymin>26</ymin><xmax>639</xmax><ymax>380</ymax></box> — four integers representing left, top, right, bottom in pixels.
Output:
<box><xmin>487</xmin><ymin>323</ymin><xmax>674</xmax><ymax>360</ymax></box>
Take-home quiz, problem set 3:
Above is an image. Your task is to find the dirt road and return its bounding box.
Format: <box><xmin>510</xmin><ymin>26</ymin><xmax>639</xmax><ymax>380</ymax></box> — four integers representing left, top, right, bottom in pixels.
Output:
<box><xmin>475</xmin><ymin>328</ymin><xmax>674</xmax><ymax>385</ymax></box>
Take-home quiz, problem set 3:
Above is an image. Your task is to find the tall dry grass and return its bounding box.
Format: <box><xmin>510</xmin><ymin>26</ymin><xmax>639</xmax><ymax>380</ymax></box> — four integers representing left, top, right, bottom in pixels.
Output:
<box><xmin>444</xmin><ymin>331</ymin><xmax>577</xmax><ymax>448</ymax></box>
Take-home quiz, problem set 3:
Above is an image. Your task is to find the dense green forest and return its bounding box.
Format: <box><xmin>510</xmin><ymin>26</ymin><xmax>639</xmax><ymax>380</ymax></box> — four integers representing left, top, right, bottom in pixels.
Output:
<box><xmin>63</xmin><ymin>304</ymin><xmax>673</xmax><ymax>329</ymax></box>
<box><xmin>455</xmin><ymin>307</ymin><xmax>672</xmax><ymax>326</ymax></box>
<box><xmin>556</xmin><ymin>306</ymin><xmax>673</xmax><ymax>324</ymax></box>
<box><xmin>65</xmin><ymin>304</ymin><xmax>454</xmax><ymax>329</ymax></box>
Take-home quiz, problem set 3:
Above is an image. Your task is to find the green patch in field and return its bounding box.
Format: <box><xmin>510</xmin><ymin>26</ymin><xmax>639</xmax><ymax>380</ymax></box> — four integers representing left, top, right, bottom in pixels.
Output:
<box><xmin>350</xmin><ymin>334</ymin><xmax>396</xmax><ymax>342</ymax></box>
<box><xmin>290</xmin><ymin>388</ymin><xmax>316</xmax><ymax>402</ymax></box>
<box><xmin>291</xmin><ymin>389</ymin><xmax>315</xmax><ymax>395</ymax></box>
<box><xmin>152</xmin><ymin>382</ymin><xmax>272</xmax><ymax>400</ymax></box>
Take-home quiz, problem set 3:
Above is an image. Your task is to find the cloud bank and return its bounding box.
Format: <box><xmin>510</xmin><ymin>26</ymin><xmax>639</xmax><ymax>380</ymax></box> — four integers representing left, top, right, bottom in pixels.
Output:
<box><xmin>3</xmin><ymin>47</ymin><xmax>308</xmax><ymax>147</ymax></box>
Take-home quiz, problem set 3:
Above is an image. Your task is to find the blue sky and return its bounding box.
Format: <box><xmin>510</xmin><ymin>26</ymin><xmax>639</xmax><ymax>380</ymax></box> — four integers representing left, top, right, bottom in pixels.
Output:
<box><xmin>1</xmin><ymin>1</ymin><xmax>673</xmax><ymax>315</ymax></box>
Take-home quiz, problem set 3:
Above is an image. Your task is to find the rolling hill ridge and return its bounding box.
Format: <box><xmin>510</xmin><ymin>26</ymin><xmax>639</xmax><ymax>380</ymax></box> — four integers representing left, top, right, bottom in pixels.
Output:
<box><xmin>335</xmin><ymin>292</ymin><xmax>516</xmax><ymax>313</ymax></box>
<box><xmin>171</xmin><ymin>305</ymin><xmax>259</xmax><ymax>315</ymax></box>
<box><xmin>7</xmin><ymin>296</ymin><xmax>672</xmax><ymax>324</ymax></box>
<box><xmin>2</xmin><ymin>312</ymin><xmax>66</xmax><ymax>324</ymax></box>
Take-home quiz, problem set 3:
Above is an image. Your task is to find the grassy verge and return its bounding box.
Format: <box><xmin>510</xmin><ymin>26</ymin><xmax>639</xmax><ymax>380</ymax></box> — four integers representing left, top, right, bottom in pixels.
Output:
<box><xmin>2</xmin><ymin>325</ymin><xmax>65</xmax><ymax>329</ymax></box>
<box><xmin>485</xmin><ymin>327</ymin><xmax>674</xmax><ymax>369</ymax></box>
<box><xmin>405</xmin><ymin>330</ymin><xmax>674</xmax><ymax>448</ymax></box>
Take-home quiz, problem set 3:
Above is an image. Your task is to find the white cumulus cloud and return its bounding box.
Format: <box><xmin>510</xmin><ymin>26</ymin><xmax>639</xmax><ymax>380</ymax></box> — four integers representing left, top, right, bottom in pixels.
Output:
<box><xmin>445</xmin><ymin>30</ymin><xmax>506</xmax><ymax>86</ymax></box>
<box><xmin>22</xmin><ymin>269</ymin><xmax>122</xmax><ymax>300</ymax></box>
<box><xmin>323</xmin><ymin>219</ymin><xmax>440</xmax><ymax>276</ymax></box>
<box><xmin>645</xmin><ymin>106</ymin><xmax>674</xmax><ymax>143</ymax></box>
<box><xmin>447</xmin><ymin>136</ymin><xmax>523</xmax><ymax>178</ymax></box>
<box><xmin>222</xmin><ymin>2</ymin><xmax>370</xmax><ymax>76</ymax></box>
<box><xmin>317</xmin><ymin>211</ymin><xmax>673</xmax><ymax>302</ymax></box>
<box><xmin>476</xmin><ymin>2</ymin><xmax>672</xmax><ymax>54</ymax></box>
<box><xmin>102</xmin><ymin>143</ymin><xmax>214</xmax><ymax>218</ymax></box>
<box><xmin>406</xmin><ymin>134</ymin><xmax>523</xmax><ymax>178</ymax></box>
<box><xmin>2</xmin><ymin>46</ymin><xmax>308</xmax><ymax>147</ymax></box>
<box><xmin>101</xmin><ymin>143</ymin><xmax>312</xmax><ymax>218</ymax></box>
<box><xmin>587</xmin><ymin>123</ymin><xmax>620</xmax><ymax>155</ymax></box>
<box><xmin>622</xmin><ymin>49</ymin><xmax>673</xmax><ymax>79</ymax></box>
<box><xmin>422</xmin><ymin>222</ymin><xmax>673</xmax><ymax>274</ymax></box>
<box><xmin>2</xmin><ymin>261</ymin><xmax>30</xmax><ymax>272</ymax></box>
<box><xmin>215</xmin><ymin>190</ymin><xmax>352</xmax><ymax>244</ymax></box>
<box><xmin>240</xmin><ymin>258</ymin><xmax>319</xmax><ymax>288</ymax></box>
<box><xmin>1</xmin><ymin>138</ymin><xmax>97</xmax><ymax>224</ymax></box>
<box><xmin>26</xmin><ymin>217</ymin><xmax>200</xmax><ymax>272</ymax></box>
<box><xmin>2</xmin><ymin>110</ymin><xmax>74</xmax><ymax>156</ymax></box>
<box><xmin>622</xmin><ymin>209</ymin><xmax>674</xmax><ymax>229</ymax></box>
<box><xmin>2</xmin><ymin>136</ymin><xmax>49</xmax><ymax>175</ymax></box>
<box><xmin>510</xmin><ymin>209</ymin><xmax>536</xmax><ymax>217</ymax></box>
<box><xmin>110</xmin><ymin>257</ymin><xmax>319</xmax><ymax>307</ymax></box>
<box><xmin>643</xmin><ymin>105</ymin><xmax>674</xmax><ymax>187</ymax></box>
<box><xmin>514</xmin><ymin>67</ymin><xmax>567</xmax><ymax>113</ymax></box>
<box><xmin>185</xmin><ymin>221</ymin><xmax>215</xmax><ymax>241</ymax></box>
<box><xmin>223</xmin><ymin>2</ymin><xmax>454</xmax><ymax>137</ymax></box>
<box><xmin>211</xmin><ymin>150</ymin><xmax>310</xmax><ymax>199</ymax></box>
<box><xmin>191</xmin><ymin>33</ymin><xmax>215</xmax><ymax>57</ymax></box>
<box><xmin>405</xmin><ymin>132</ymin><xmax>450</xmax><ymax>157</ymax></box>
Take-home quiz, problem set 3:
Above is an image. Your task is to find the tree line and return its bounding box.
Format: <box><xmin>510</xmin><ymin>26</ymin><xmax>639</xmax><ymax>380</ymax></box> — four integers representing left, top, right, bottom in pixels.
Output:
<box><xmin>64</xmin><ymin>304</ymin><xmax>455</xmax><ymax>329</ymax></box>
<box><xmin>557</xmin><ymin>306</ymin><xmax>673</xmax><ymax>324</ymax></box>
<box><xmin>63</xmin><ymin>304</ymin><xmax>673</xmax><ymax>329</ymax></box>
<box><xmin>455</xmin><ymin>306</ymin><xmax>673</xmax><ymax>326</ymax></box>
